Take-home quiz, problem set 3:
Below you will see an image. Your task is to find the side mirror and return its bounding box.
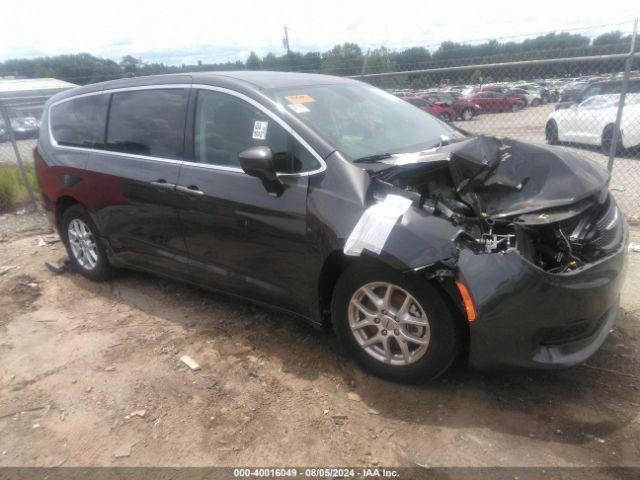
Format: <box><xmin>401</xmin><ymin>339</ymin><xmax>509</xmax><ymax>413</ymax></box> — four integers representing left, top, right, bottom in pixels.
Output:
<box><xmin>239</xmin><ymin>146</ymin><xmax>284</xmax><ymax>197</ymax></box>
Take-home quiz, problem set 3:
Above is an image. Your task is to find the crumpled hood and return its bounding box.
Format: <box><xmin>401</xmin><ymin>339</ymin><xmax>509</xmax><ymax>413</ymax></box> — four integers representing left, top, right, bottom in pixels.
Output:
<box><xmin>445</xmin><ymin>136</ymin><xmax>609</xmax><ymax>218</ymax></box>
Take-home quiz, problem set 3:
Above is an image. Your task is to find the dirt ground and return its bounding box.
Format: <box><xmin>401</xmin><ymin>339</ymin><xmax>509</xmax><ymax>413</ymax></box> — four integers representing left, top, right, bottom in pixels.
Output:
<box><xmin>0</xmin><ymin>211</ymin><xmax>639</xmax><ymax>469</ymax></box>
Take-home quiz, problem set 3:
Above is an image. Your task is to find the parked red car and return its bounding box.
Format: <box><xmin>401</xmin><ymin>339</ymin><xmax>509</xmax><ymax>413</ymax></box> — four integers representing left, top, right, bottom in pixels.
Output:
<box><xmin>469</xmin><ymin>91</ymin><xmax>525</xmax><ymax>113</ymax></box>
<box><xmin>404</xmin><ymin>96</ymin><xmax>457</xmax><ymax>122</ymax></box>
<box><xmin>422</xmin><ymin>92</ymin><xmax>481</xmax><ymax>120</ymax></box>
<box><xmin>478</xmin><ymin>86</ymin><xmax>528</xmax><ymax>106</ymax></box>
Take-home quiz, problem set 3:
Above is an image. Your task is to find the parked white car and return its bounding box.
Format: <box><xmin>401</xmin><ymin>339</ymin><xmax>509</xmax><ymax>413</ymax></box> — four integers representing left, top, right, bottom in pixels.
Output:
<box><xmin>546</xmin><ymin>94</ymin><xmax>640</xmax><ymax>153</ymax></box>
<box><xmin>510</xmin><ymin>88</ymin><xmax>542</xmax><ymax>106</ymax></box>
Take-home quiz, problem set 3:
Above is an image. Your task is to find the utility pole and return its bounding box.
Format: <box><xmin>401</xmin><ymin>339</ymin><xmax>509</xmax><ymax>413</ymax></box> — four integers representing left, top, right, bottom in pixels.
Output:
<box><xmin>606</xmin><ymin>17</ymin><xmax>637</xmax><ymax>173</ymax></box>
<box><xmin>360</xmin><ymin>49</ymin><xmax>371</xmax><ymax>77</ymax></box>
<box><xmin>283</xmin><ymin>26</ymin><xmax>291</xmax><ymax>54</ymax></box>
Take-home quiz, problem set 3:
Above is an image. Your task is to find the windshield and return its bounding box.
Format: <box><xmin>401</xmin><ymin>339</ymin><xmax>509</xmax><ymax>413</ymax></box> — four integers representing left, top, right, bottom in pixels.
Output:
<box><xmin>267</xmin><ymin>83</ymin><xmax>459</xmax><ymax>160</ymax></box>
<box><xmin>580</xmin><ymin>95</ymin><xmax>618</xmax><ymax>109</ymax></box>
<box><xmin>579</xmin><ymin>93</ymin><xmax>640</xmax><ymax>109</ymax></box>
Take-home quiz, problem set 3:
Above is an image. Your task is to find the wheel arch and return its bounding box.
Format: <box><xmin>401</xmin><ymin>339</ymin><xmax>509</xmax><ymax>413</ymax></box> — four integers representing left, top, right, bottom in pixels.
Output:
<box><xmin>317</xmin><ymin>250</ymin><xmax>356</xmax><ymax>329</ymax></box>
<box><xmin>602</xmin><ymin>122</ymin><xmax>618</xmax><ymax>140</ymax></box>
<box><xmin>55</xmin><ymin>195</ymin><xmax>82</xmax><ymax>231</ymax></box>
<box><xmin>601</xmin><ymin>123</ymin><xmax>623</xmax><ymax>153</ymax></box>
<box><xmin>317</xmin><ymin>250</ymin><xmax>469</xmax><ymax>349</ymax></box>
<box><xmin>317</xmin><ymin>251</ymin><xmax>423</xmax><ymax>329</ymax></box>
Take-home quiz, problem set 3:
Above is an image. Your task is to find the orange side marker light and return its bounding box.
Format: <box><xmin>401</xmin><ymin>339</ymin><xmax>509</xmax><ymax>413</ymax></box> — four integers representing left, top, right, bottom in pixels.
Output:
<box><xmin>455</xmin><ymin>280</ymin><xmax>477</xmax><ymax>322</ymax></box>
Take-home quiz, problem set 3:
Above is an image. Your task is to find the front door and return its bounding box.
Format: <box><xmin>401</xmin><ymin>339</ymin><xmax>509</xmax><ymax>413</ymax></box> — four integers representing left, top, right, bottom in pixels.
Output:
<box><xmin>176</xmin><ymin>88</ymin><xmax>323</xmax><ymax>315</ymax></box>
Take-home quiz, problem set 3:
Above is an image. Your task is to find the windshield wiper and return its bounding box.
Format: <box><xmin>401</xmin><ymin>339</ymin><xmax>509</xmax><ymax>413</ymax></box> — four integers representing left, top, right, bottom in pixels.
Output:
<box><xmin>424</xmin><ymin>135</ymin><xmax>466</xmax><ymax>151</ymax></box>
<box><xmin>352</xmin><ymin>153</ymin><xmax>395</xmax><ymax>163</ymax></box>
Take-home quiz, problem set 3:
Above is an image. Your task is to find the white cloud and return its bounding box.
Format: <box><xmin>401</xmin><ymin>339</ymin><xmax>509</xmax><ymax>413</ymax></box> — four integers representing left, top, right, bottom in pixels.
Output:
<box><xmin>1</xmin><ymin>0</ymin><xmax>637</xmax><ymax>64</ymax></box>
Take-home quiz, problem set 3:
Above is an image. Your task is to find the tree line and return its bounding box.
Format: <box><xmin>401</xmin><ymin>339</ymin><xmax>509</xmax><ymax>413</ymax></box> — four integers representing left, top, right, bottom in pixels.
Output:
<box><xmin>0</xmin><ymin>30</ymin><xmax>636</xmax><ymax>88</ymax></box>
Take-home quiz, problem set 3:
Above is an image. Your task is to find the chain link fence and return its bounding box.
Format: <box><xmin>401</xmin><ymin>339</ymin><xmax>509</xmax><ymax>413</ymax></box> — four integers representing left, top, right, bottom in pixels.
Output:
<box><xmin>354</xmin><ymin>22</ymin><xmax>640</xmax><ymax>222</ymax></box>
<box><xmin>0</xmin><ymin>94</ymin><xmax>50</xmax><ymax>212</ymax></box>
<box><xmin>1</xmin><ymin>22</ymin><xmax>640</xmax><ymax>223</ymax></box>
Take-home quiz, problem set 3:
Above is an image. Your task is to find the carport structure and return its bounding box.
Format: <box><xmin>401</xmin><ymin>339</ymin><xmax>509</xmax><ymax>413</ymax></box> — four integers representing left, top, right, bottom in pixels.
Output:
<box><xmin>0</xmin><ymin>77</ymin><xmax>76</xmax><ymax>208</ymax></box>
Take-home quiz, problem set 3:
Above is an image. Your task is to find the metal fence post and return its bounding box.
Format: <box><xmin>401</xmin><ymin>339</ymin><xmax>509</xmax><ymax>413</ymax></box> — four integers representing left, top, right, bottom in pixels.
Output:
<box><xmin>360</xmin><ymin>49</ymin><xmax>370</xmax><ymax>78</ymax></box>
<box><xmin>0</xmin><ymin>104</ymin><xmax>39</xmax><ymax>211</ymax></box>
<box><xmin>606</xmin><ymin>18</ymin><xmax>637</xmax><ymax>173</ymax></box>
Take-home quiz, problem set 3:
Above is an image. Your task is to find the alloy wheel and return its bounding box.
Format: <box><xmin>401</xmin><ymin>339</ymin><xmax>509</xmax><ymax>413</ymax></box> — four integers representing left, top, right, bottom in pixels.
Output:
<box><xmin>68</xmin><ymin>218</ymin><xmax>98</xmax><ymax>270</ymax></box>
<box><xmin>348</xmin><ymin>282</ymin><xmax>431</xmax><ymax>366</ymax></box>
<box><xmin>462</xmin><ymin>109</ymin><xmax>473</xmax><ymax>121</ymax></box>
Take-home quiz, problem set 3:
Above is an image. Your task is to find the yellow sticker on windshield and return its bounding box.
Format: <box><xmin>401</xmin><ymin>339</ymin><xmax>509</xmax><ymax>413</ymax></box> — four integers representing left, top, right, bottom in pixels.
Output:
<box><xmin>284</xmin><ymin>94</ymin><xmax>316</xmax><ymax>104</ymax></box>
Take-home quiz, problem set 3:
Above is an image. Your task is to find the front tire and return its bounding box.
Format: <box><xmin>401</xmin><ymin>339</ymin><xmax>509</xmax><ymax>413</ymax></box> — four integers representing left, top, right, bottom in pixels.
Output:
<box><xmin>461</xmin><ymin>108</ymin><xmax>474</xmax><ymax>121</ymax></box>
<box><xmin>546</xmin><ymin>120</ymin><xmax>559</xmax><ymax>145</ymax></box>
<box><xmin>331</xmin><ymin>262</ymin><xmax>461</xmax><ymax>383</ymax></box>
<box><xmin>61</xmin><ymin>204</ymin><xmax>115</xmax><ymax>281</ymax></box>
<box><xmin>439</xmin><ymin>112</ymin><xmax>452</xmax><ymax>123</ymax></box>
<box><xmin>531</xmin><ymin>98</ymin><xmax>541</xmax><ymax>107</ymax></box>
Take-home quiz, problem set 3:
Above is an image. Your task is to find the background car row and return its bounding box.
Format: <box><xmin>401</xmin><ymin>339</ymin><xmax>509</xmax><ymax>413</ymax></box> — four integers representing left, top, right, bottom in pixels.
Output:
<box><xmin>0</xmin><ymin>116</ymin><xmax>40</xmax><ymax>142</ymax></box>
<box><xmin>389</xmin><ymin>79</ymin><xmax>552</xmax><ymax>121</ymax></box>
<box><xmin>389</xmin><ymin>72</ymin><xmax>640</xmax><ymax>124</ymax></box>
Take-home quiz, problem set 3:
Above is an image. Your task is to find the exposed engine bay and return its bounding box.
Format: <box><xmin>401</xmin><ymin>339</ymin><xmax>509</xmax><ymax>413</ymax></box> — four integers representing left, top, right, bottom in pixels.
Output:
<box><xmin>370</xmin><ymin>136</ymin><xmax>624</xmax><ymax>274</ymax></box>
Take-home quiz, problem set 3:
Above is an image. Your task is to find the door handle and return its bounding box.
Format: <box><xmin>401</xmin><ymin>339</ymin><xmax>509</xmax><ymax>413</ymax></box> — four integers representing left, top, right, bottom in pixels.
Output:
<box><xmin>150</xmin><ymin>180</ymin><xmax>176</xmax><ymax>190</ymax></box>
<box><xmin>176</xmin><ymin>185</ymin><xmax>204</xmax><ymax>196</ymax></box>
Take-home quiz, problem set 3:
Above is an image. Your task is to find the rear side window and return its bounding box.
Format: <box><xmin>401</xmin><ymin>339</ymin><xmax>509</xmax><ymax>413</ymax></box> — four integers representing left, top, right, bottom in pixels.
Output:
<box><xmin>106</xmin><ymin>89</ymin><xmax>187</xmax><ymax>158</ymax></box>
<box><xmin>51</xmin><ymin>95</ymin><xmax>108</xmax><ymax>148</ymax></box>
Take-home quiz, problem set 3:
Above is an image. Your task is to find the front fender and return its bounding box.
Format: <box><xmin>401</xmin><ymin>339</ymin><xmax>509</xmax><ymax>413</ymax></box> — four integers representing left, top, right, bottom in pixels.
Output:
<box><xmin>308</xmin><ymin>151</ymin><xmax>461</xmax><ymax>273</ymax></box>
<box><xmin>373</xmin><ymin>206</ymin><xmax>461</xmax><ymax>271</ymax></box>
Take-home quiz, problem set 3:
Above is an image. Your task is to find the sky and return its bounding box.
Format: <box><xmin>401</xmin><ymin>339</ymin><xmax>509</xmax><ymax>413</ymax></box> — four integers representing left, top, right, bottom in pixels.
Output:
<box><xmin>1</xmin><ymin>0</ymin><xmax>638</xmax><ymax>65</ymax></box>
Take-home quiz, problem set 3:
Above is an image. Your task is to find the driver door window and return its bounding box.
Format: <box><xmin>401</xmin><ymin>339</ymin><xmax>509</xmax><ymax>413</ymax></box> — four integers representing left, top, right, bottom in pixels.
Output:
<box><xmin>194</xmin><ymin>90</ymin><xmax>318</xmax><ymax>173</ymax></box>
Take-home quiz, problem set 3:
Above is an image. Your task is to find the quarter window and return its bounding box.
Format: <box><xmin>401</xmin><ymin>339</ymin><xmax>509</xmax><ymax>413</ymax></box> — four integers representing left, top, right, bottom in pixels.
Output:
<box><xmin>106</xmin><ymin>89</ymin><xmax>187</xmax><ymax>158</ymax></box>
<box><xmin>51</xmin><ymin>94</ymin><xmax>108</xmax><ymax>148</ymax></box>
<box><xmin>194</xmin><ymin>90</ymin><xmax>319</xmax><ymax>173</ymax></box>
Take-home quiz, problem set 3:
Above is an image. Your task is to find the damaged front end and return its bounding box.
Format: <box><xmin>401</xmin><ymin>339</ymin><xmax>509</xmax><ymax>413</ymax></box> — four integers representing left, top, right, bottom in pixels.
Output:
<box><xmin>369</xmin><ymin>136</ymin><xmax>628</xmax><ymax>368</ymax></box>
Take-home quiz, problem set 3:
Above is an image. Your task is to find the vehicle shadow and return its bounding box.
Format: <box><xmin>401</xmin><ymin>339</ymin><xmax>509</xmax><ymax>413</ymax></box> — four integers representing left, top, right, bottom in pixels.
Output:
<box><xmin>66</xmin><ymin>267</ymin><xmax>639</xmax><ymax>449</ymax></box>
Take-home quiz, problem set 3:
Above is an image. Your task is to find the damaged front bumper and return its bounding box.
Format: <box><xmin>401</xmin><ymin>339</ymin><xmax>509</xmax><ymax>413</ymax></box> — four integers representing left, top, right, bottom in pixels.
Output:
<box><xmin>457</xmin><ymin>226</ymin><xmax>628</xmax><ymax>369</ymax></box>
<box><xmin>357</xmin><ymin>136</ymin><xmax>628</xmax><ymax>370</ymax></box>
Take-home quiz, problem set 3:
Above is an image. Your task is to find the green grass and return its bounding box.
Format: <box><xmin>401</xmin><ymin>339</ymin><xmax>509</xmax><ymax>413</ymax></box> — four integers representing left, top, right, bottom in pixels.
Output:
<box><xmin>0</xmin><ymin>164</ymin><xmax>39</xmax><ymax>212</ymax></box>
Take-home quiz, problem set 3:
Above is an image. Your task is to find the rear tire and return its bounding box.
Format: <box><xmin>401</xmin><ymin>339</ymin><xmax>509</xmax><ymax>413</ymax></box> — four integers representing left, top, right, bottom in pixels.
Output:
<box><xmin>602</xmin><ymin>124</ymin><xmax>623</xmax><ymax>155</ymax></box>
<box><xmin>461</xmin><ymin>108</ymin><xmax>474</xmax><ymax>121</ymax></box>
<box><xmin>331</xmin><ymin>261</ymin><xmax>461</xmax><ymax>383</ymax></box>
<box><xmin>546</xmin><ymin>120</ymin><xmax>559</xmax><ymax>145</ymax></box>
<box><xmin>531</xmin><ymin>98</ymin><xmax>541</xmax><ymax>107</ymax></box>
<box><xmin>439</xmin><ymin>112</ymin><xmax>452</xmax><ymax>123</ymax></box>
<box><xmin>61</xmin><ymin>204</ymin><xmax>116</xmax><ymax>281</ymax></box>
<box><xmin>511</xmin><ymin>103</ymin><xmax>521</xmax><ymax>112</ymax></box>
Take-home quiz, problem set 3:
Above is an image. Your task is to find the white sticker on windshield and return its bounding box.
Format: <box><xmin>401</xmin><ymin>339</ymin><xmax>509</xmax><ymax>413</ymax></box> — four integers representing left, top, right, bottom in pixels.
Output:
<box><xmin>252</xmin><ymin>121</ymin><xmax>269</xmax><ymax>140</ymax></box>
<box><xmin>288</xmin><ymin>103</ymin><xmax>310</xmax><ymax>113</ymax></box>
